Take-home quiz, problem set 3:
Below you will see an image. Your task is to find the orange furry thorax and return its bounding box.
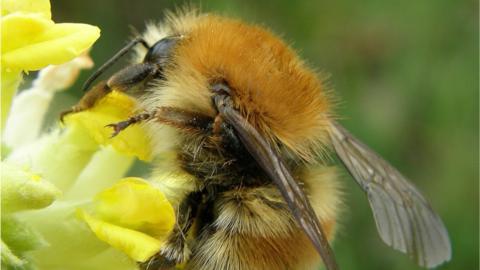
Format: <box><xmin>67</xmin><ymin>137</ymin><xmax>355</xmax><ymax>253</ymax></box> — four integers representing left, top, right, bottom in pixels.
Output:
<box><xmin>168</xmin><ymin>15</ymin><xmax>333</xmax><ymax>162</ymax></box>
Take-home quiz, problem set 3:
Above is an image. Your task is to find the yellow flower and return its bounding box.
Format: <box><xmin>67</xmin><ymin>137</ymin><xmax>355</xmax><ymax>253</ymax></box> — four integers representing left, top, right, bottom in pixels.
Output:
<box><xmin>9</xmin><ymin>85</ymin><xmax>160</xmax><ymax>268</ymax></box>
<box><xmin>63</xmin><ymin>91</ymin><xmax>153</xmax><ymax>161</ymax></box>
<box><xmin>61</xmin><ymin>83</ymin><xmax>170</xmax><ymax>263</ymax></box>
<box><xmin>79</xmin><ymin>178</ymin><xmax>175</xmax><ymax>262</ymax></box>
<box><xmin>2</xmin><ymin>2</ymin><xmax>175</xmax><ymax>268</ymax></box>
<box><xmin>1</xmin><ymin>0</ymin><xmax>100</xmax><ymax>128</ymax></box>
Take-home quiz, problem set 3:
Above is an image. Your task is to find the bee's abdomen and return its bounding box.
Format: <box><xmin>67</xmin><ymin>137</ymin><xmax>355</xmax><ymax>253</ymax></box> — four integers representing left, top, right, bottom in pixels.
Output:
<box><xmin>186</xmin><ymin>185</ymin><xmax>334</xmax><ymax>270</ymax></box>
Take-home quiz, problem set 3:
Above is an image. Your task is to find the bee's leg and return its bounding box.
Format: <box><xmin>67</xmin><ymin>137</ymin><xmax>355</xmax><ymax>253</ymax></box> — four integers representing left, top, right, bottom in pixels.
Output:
<box><xmin>104</xmin><ymin>107</ymin><xmax>213</xmax><ymax>138</ymax></box>
<box><xmin>60</xmin><ymin>80</ymin><xmax>111</xmax><ymax>122</ymax></box>
<box><xmin>105</xmin><ymin>112</ymin><xmax>153</xmax><ymax>137</ymax></box>
<box><xmin>154</xmin><ymin>107</ymin><xmax>213</xmax><ymax>132</ymax></box>
<box><xmin>139</xmin><ymin>191</ymin><xmax>202</xmax><ymax>270</ymax></box>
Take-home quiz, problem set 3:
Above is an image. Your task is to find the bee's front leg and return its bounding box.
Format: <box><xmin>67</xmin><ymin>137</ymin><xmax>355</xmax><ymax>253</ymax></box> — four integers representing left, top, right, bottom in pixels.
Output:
<box><xmin>60</xmin><ymin>80</ymin><xmax>111</xmax><ymax>122</ymax></box>
<box><xmin>139</xmin><ymin>191</ymin><xmax>202</xmax><ymax>270</ymax></box>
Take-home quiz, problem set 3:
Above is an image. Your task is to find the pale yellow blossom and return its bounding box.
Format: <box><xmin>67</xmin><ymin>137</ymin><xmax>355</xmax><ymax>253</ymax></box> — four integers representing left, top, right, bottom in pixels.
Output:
<box><xmin>79</xmin><ymin>178</ymin><xmax>175</xmax><ymax>262</ymax></box>
<box><xmin>1</xmin><ymin>0</ymin><xmax>100</xmax><ymax>128</ymax></box>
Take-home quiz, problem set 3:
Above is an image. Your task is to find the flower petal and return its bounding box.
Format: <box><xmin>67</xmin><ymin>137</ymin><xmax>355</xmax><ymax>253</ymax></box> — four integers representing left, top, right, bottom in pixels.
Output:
<box><xmin>6</xmin><ymin>124</ymin><xmax>99</xmax><ymax>192</ymax></box>
<box><xmin>79</xmin><ymin>210</ymin><xmax>163</xmax><ymax>263</ymax></box>
<box><xmin>1</xmin><ymin>162</ymin><xmax>61</xmax><ymax>213</ymax></box>
<box><xmin>94</xmin><ymin>178</ymin><xmax>175</xmax><ymax>239</ymax></box>
<box><xmin>2</xmin><ymin>0</ymin><xmax>51</xmax><ymax>18</ymax></box>
<box><xmin>18</xmin><ymin>199</ymin><xmax>126</xmax><ymax>269</ymax></box>
<box><xmin>1</xmin><ymin>13</ymin><xmax>53</xmax><ymax>53</ymax></box>
<box><xmin>64</xmin><ymin>91</ymin><xmax>152</xmax><ymax>161</ymax></box>
<box><xmin>3</xmin><ymin>22</ymin><xmax>100</xmax><ymax>70</ymax></box>
<box><xmin>64</xmin><ymin>146</ymin><xmax>135</xmax><ymax>201</ymax></box>
<box><xmin>1</xmin><ymin>215</ymin><xmax>48</xmax><ymax>254</ymax></box>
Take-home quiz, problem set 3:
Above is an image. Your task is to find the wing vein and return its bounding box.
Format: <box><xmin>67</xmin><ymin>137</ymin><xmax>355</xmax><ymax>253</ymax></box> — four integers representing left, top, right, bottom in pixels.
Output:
<box><xmin>329</xmin><ymin>121</ymin><xmax>451</xmax><ymax>268</ymax></box>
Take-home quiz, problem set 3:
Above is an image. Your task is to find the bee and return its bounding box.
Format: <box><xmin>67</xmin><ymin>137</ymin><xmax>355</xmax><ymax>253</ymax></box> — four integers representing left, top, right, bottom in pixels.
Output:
<box><xmin>63</xmin><ymin>9</ymin><xmax>451</xmax><ymax>270</ymax></box>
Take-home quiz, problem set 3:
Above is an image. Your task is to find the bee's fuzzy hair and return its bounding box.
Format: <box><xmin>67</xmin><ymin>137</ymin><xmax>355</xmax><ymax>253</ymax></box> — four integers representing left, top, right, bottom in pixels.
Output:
<box><xmin>186</xmin><ymin>166</ymin><xmax>341</xmax><ymax>270</ymax></box>
<box><xmin>134</xmin><ymin>8</ymin><xmax>335</xmax><ymax>164</ymax></box>
<box><xmin>128</xmin><ymin>8</ymin><xmax>344</xmax><ymax>270</ymax></box>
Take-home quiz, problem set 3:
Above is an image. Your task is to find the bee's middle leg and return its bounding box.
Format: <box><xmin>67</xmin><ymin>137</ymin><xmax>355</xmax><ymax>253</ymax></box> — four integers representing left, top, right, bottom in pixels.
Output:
<box><xmin>105</xmin><ymin>107</ymin><xmax>214</xmax><ymax>137</ymax></box>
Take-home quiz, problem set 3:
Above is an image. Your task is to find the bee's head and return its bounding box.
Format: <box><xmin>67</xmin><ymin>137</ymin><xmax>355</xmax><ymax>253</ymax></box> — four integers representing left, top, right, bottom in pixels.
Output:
<box><xmin>82</xmin><ymin>36</ymin><xmax>182</xmax><ymax>96</ymax></box>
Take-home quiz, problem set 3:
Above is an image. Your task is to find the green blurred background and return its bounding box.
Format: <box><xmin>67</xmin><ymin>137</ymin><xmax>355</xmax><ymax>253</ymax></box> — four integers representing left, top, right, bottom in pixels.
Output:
<box><xmin>49</xmin><ymin>0</ymin><xmax>478</xmax><ymax>269</ymax></box>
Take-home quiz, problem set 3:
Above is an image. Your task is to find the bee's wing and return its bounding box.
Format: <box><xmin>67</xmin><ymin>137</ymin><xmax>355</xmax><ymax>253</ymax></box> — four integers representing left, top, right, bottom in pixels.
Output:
<box><xmin>214</xmin><ymin>94</ymin><xmax>338</xmax><ymax>270</ymax></box>
<box><xmin>329</xmin><ymin>122</ymin><xmax>451</xmax><ymax>268</ymax></box>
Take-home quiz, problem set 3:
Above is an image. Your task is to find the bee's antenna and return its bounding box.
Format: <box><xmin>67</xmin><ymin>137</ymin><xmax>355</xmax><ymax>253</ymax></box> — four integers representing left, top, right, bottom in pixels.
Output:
<box><xmin>82</xmin><ymin>37</ymin><xmax>150</xmax><ymax>92</ymax></box>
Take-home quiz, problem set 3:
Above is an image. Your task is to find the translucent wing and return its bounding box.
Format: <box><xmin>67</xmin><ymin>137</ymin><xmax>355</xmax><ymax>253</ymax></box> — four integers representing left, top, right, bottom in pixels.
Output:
<box><xmin>329</xmin><ymin>122</ymin><xmax>451</xmax><ymax>268</ymax></box>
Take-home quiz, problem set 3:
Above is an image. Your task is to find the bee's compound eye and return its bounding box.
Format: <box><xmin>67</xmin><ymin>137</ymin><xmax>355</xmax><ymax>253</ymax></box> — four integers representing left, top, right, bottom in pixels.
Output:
<box><xmin>143</xmin><ymin>36</ymin><xmax>179</xmax><ymax>64</ymax></box>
